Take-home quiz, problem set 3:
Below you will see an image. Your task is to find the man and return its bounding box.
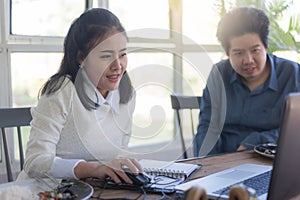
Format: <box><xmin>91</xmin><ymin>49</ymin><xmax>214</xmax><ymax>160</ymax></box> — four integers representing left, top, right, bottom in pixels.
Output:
<box><xmin>194</xmin><ymin>7</ymin><xmax>300</xmax><ymax>156</ymax></box>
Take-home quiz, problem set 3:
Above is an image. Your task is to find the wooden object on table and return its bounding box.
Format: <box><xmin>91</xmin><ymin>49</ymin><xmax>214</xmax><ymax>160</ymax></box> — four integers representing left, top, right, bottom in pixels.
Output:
<box><xmin>184</xmin><ymin>184</ymin><xmax>256</xmax><ymax>200</ymax></box>
<box><xmin>229</xmin><ymin>184</ymin><xmax>257</xmax><ymax>200</ymax></box>
<box><xmin>185</xmin><ymin>185</ymin><xmax>207</xmax><ymax>200</ymax></box>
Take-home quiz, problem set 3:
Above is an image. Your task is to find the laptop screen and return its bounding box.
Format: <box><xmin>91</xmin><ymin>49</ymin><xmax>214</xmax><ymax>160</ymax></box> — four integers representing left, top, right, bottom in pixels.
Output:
<box><xmin>268</xmin><ymin>92</ymin><xmax>300</xmax><ymax>200</ymax></box>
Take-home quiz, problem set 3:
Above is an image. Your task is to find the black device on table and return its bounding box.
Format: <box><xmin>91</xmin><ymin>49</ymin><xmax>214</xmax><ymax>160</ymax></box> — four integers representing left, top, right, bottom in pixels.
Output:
<box><xmin>123</xmin><ymin>168</ymin><xmax>151</xmax><ymax>186</ymax></box>
<box><xmin>105</xmin><ymin>168</ymin><xmax>150</xmax><ymax>186</ymax></box>
<box><xmin>102</xmin><ymin>168</ymin><xmax>176</xmax><ymax>193</ymax></box>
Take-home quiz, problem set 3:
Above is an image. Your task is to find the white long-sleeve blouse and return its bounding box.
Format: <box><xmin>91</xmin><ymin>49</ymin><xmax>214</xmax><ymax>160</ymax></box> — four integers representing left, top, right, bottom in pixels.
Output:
<box><xmin>18</xmin><ymin>77</ymin><xmax>135</xmax><ymax>179</ymax></box>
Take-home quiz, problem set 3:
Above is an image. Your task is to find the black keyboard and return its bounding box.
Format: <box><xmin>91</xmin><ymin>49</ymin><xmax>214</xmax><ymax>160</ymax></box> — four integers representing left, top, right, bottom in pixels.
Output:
<box><xmin>213</xmin><ymin>170</ymin><xmax>272</xmax><ymax>196</ymax></box>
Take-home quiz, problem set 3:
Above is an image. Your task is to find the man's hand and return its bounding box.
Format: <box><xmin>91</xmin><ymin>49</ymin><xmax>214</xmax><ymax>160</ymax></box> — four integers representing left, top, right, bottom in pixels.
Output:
<box><xmin>237</xmin><ymin>145</ymin><xmax>247</xmax><ymax>151</ymax></box>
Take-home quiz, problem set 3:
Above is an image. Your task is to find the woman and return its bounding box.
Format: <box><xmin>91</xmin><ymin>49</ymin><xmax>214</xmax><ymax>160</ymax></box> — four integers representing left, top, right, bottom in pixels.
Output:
<box><xmin>18</xmin><ymin>8</ymin><xmax>142</xmax><ymax>184</ymax></box>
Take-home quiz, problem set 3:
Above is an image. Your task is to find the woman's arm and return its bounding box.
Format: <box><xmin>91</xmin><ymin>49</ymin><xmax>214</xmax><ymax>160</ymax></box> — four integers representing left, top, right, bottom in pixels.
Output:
<box><xmin>24</xmin><ymin>79</ymin><xmax>74</xmax><ymax>178</ymax></box>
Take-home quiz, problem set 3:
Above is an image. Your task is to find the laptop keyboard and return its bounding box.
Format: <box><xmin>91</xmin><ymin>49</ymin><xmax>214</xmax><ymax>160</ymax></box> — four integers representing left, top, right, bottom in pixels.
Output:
<box><xmin>213</xmin><ymin>170</ymin><xmax>272</xmax><ymax>196</ymax></box>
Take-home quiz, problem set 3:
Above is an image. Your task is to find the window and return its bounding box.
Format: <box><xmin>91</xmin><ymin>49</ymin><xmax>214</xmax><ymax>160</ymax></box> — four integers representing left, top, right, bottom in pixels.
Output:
<box><xmin>11</xmin><ymin>0</ymin><xmax>85</xmax><ymax>36</ymax></box>
<box><xmin>182</xmin><ymin>52</ymin><xmax>223</xmax><ymax>95</ymax></box>
<box><xmin>182</xmin><ymin>0</ymin><xmax>220</xmax><ymax>44</ymax></box>
<box><xmin>277</xmin><ymin>0</ymin><xmax>300</xmax><ymax>41</ymax></box>
<box><xmin>127</xmin><ymin>52</ymin><xmax>173</xmax><ymax>147</ymax></box>
<box><xmin>11</xmin><ymin>53</ymin><xmax>62</xmax><ymax>106</ymax></box>
<box><xmin>107</xmin><ymin>0</ymin><xmax>169</xmax><ymax>38</ymax></box>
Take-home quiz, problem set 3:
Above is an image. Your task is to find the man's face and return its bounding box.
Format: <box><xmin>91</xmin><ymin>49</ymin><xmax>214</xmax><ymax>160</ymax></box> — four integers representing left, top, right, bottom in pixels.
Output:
<box><xmin>228</xmin><ymin>33</ymin><xmax>269</xmax><ymax>88</ymax></box>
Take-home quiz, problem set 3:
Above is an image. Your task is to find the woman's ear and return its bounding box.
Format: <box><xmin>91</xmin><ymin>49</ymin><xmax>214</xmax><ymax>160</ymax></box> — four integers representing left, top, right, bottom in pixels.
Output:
<box><xmin>78</xmin><ymin>60</ymin><xmax>84</xmax><ymax>68</ymax></box>
<box><xmin>77</xmin><ymin>51</ymin><xmax>84</xmax><ymax>65</ymax></box>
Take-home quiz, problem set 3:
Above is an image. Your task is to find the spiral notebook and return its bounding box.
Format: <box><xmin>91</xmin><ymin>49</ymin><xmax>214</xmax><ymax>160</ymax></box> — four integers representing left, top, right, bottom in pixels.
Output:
<box><xmin>139</xmin><ymin>159</ymin><xmax>201</xmax><ymax>179</ymax></box>
<box><xmin>138</xmin><ymin>159</ymin><xmax>201</xmax><ymax>193</ymax></box>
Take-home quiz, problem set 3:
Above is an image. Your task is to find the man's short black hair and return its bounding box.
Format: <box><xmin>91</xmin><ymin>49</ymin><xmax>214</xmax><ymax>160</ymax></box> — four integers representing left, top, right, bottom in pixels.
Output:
<box><xmin>216</xmin><ymin>7</ymin><xmax>269</xmax><ymax>55</ymax></box>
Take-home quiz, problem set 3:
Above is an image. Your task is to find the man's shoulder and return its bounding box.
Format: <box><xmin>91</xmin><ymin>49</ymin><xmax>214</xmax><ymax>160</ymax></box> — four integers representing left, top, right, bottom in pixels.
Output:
<box><xmin>269</xmin><ymin>54</ymin><xmax>299</xmax><ymax>68</ymax></box>
<box><xmin>269</xmin><ymin>54</ymin><xmax>300</xmax><ymax>82</ymax></box>
<box><xmin>215</xmin><ymin>58</ymin><xmax>230</xmax><ymax>67</ymax></box>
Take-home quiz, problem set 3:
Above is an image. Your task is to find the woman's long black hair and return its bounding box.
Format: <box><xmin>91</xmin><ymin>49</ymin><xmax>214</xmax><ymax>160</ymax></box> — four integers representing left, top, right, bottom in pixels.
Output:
<box><xmin>40</xmin><ymin>8</ymin><xmax>132</xmax><ymax>104</ymax></box>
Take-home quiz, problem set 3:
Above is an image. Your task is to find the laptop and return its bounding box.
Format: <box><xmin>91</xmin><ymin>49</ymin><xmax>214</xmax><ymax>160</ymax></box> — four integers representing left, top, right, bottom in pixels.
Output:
<box><xmin>175</xmin><ymin>92</ymin><xmax>300</xmax><ymax>200</ymax></box>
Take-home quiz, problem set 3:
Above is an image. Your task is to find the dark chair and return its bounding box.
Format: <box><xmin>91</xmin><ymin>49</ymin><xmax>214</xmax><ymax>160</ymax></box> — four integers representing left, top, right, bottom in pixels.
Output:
<box><xmin>170</xmin><ymin>94</ymin><xmax>201</xmax><ymax>159</ymax></box>
<box><xmin>0</xmin><ymin>107</ymin><xmax>32</xmax><ymax>182</ymax></box>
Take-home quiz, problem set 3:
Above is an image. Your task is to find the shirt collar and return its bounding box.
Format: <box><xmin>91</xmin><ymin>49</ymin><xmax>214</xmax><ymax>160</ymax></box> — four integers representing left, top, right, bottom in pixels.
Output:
<box><xmin>96</xmin><ymin>89</ymin><xmax>120</xmax><ymax>114</ymax></box>
<box><xmin>230</xmin><ymin>54</ymin><xmax>278</xmax><ymax>91</ymax></box>
<box><xmin>267</xmin><ymin>54</ymin><xmax>278</xmax><ymax>91</ymax></box>
<box><xmin>230</xmin><ymin>70</ymin><xmax>238</xmax><ymax>84</ymax></box>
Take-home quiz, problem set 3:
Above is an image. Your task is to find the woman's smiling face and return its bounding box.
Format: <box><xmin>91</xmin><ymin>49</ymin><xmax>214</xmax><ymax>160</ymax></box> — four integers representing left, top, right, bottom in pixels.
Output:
<box><xmin>80</xmin><ymin>30</ymin><xmax>128</xmax><ymax>98</ymax></box>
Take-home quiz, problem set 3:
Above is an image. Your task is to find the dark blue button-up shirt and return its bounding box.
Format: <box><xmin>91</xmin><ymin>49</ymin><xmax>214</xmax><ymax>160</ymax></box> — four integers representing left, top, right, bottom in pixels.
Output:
<box><xmin>194</xmin><ymin>54</ymin><xmax>300</xmax><ymax>156</ymax></box>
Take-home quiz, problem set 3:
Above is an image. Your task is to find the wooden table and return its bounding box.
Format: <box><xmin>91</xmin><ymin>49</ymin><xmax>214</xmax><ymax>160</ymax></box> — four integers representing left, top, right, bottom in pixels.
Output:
<box><xmin>88</xmin><ymin>150</ymin><xmax>273</xmax><ymax>199</ymax></box>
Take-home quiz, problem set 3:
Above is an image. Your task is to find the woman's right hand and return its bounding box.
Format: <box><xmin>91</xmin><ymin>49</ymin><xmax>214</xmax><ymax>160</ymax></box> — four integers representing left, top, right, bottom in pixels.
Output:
<box><xmin>74</xmin><ymin>157</ymin><xmax>143</xmax><ymax>184</ymax></box>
